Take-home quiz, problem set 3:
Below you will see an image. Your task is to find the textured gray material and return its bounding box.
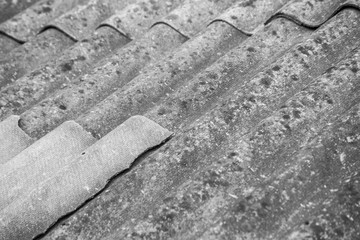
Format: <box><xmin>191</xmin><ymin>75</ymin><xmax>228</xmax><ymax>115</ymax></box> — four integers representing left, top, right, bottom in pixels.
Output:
<box><xmin>0</xmin><ymin>0</ymin><xmax>39</xmax><ymax>24</ymax></box>
<box><xmin>1</xmin><ymin>0</ymin><xmax>360</xmax><ymax>239</ymax></box>
<box><xmin>43</xmin><ymin>0</ymin><xmax>111</xmax><ymax>41</ymax></box>
<box><xmin>211</xmin><ymin>0</ymin><xmax>288</xmax><ymax>34</ymax></box>
<box><xmin>77</xmin><ymin>16</ymin><xmax>310</xmax><ymax>138</ymax></box>
<box><xmin>0</xmin><ymin>115</ymin><xmax>33</xmax><ymax>164</ymax></box>
<box><xmin>17</xmin><ymin>23</ymin><xmax>187</xmax><ymax>137</ymax></box>
<box><xmin>0</xmin><ymin>120</ymin><xmax>96</xmax><ymax>211</ymax></box>
<box><xmin>20</xmin><ymin>0</ymin><xmax>291</xmax><ymax>139</ymax></box>
<box><xmin>153</xmin><ymin>0</ymin><xmax>238</xmax><ymax>37</ymax></box>
<box><xmin>42</xmin><ymin>8</ymin><xmax>360</xmax><ymax>239</ymax></box>
<box><xmin>0</xmin><ymin>116</ymin><xmax>172</xmax><ymax>240</ymax></box>
<box><xmin>17</xmin><ymin>0</ymin><xmax>244</xmax><ymax>138</ymax></box>
<box><xmin>269</xmin><ymin>0</ymin><xmax>360</xmax><ymax>27</ymax></box>
<box><xmin>175</xmin><ymin>45</ymin><xmax>360</xmax><ymax>239</ymax></box>
<box><xmin>0</xmin><ymin>28</ymin><xmax>75</xmax><ymax>88</ymax></box>
<box><xmin>0</xmin><ymin>0</ymin><xmax>86</xmax><ymax>42</ymax></box>
<box><xmin>0</xmin><ymin>33</ymin><xmax>20</xmax><ymax>57</ymax></box>
<box><xmin>144</xmin><ymin>17</ymin><xmax>311</xmax><ymax>131</ymax></box>
<box><xmin>98</xmin><ymin>0</ymin><xmax>182</xmax><ymax>39</ymax></box>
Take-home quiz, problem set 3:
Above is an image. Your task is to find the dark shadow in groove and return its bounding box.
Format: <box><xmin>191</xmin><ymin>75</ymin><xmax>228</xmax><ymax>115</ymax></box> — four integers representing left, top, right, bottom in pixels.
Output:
<box><xmin>207</xmin><ymin>19</ymin><xmax>252</xmax><ymax>36</ymax></box>
<box><xmin>38</xmin><ymin>25</ymin><xmax>78</xmax><ymax>42</ymax></box>
<box><xmin>150</xmin><ymin>21</ymin><xmax>190</xmax><ymax>40</ymax></box>
<box><xmin>96</xmin><ymin>24</ymin><xmax>132</xmax><ymax>41</ymax></box>
<box><xmin>0</xmin><ymin>31</ymin><xmax>25</xmax><ymax>44</ymax></box>
<box><xmin>32</xmin><ymin>133</ymin><xmax>174</xmax><ymax>240</ymax></box>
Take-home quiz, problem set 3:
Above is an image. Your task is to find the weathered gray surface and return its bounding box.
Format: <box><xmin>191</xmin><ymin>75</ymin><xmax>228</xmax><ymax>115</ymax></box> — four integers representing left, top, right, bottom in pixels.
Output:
<box><xmin>43</xmin><ymin>7</ymin><xmax>360</xmax><ymax>240</ymax></box>
<box><xmin>195</xmin><ymin>67</ymin><xmax>360</xmax><ymax>238</ymax></box>
<box><xmin>212</xmin><ymin>0</ymin><xmax>288</xmax><ymax>34</ymax></box>
<box><xmin>0</xmin><ymin>0</ymin><xmax>39</xmax><ymax>24</ymax></box>
<box><xmin>0</xmin><ymin>120</ymin><xmax>96</xmax><ymax>211</ymax></box>
<box><xmin>0</xmin><ymin>33</ymin><xmax>20</xmax><ymax>57</ymax></box>
<box><xmin>18</xmin><ymin>23</ymin><xmax>187</xmax><ymax>138</ymax></box>
<box><xmin>18</xmin><ymin>0</ymin><xmax>240</xmax><ymax>139</ymax></box>
<box><xmin>78</xmin><ymin>16</ymin><xmax>310</xmax><ymax>138</ymax></box>
<box><xmin>0</xmin><ymin>28</ymin><xmax>75</xmax><ymax>87</ymax></box>
<box><xmin>0</xmin><ymin>115</ymin><xmax>33</xmax><ymax>164</ymax></box>
<box><xmin>0</xmin><ymin>0</ymin><xmax>359</xmax><ymax>239</ymax></box>
<box><xmin>0</xmin><ymin>0</ymin><xmax>86</xmax><ymax>42</ymax></box>
<box><xmin>270</xmin><ymin>0</ymin><xmax>360</xmax><ymax>27</ymax></box>
<box><xmin>138</xmin><ymin>44</ymin><xmax>360</xmax><ymax>240</ymax></box>
<box><xmin>43</xmin><ymin>0</ymin><xmax>113</xmax><ymax>41</ymax></box>
<box><xmin>0</xmin><ymin>116</ymin><xmax>172</xmax><ymax>240</ymax></box>
<box><xmin>153</xmin><ymin>0</ymin><xmax>235</xmax><ymax>37</ymax></box>
<box><xmin>0</xmin><ymin>0</ymin><xmax>183</xmax><ymax>89</ymax></box>
<box><xmin>98</xmin><ymin>0</ymin><xmax>183</xmax><ymax>39</ymax></box>
<box><xmin>76</xmin><ymin>0</ymin><xmax>291</xmax><ymax>138</ymax></box>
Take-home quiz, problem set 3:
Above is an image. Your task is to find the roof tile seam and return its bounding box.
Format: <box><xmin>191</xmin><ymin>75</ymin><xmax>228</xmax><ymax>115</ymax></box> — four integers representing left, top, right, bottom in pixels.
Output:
<box><xmin>0</xmin><ymin>31</ymin><xmax>25</xmax><ymax>44</ymax></box>
<box><xmin>149</xmin><ymin>22</ymin><xmax>190</xmax><ymax>39</ymax></box>
<box><xmin>37</xmin><ymin>26</ymin><xmax>79</xmax><ymax>42</ymax></box>
<box><xmin>265</xmin><ymin>3</ymin><xmax>360</xmax><ymax>28</ymax></box>
<box><xmin>32</xmin><ymin>130</ymin><xmax>173</xmax><ymax>240</ymax></box>
<box><xmin>0</xmin><ymin>0</ymin><xmax>91</xmax><ymax>42</ymax></box>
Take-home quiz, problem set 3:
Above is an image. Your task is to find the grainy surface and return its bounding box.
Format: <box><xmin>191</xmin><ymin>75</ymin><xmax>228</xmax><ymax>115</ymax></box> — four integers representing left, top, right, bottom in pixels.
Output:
<box><xmin>0</xmin><ymin>116</ymin><xmax>172</xmax><ymax>240</ymax></box>
<box><xmin>0</xmin><ymin>120</ymin><xmax>96</xmax><ymax>211</ymax></box>
<box><xmin>1</xmin><ymin>0</ymin><xmax>360</xmax><ymax>239</ymax></box>
<box><xmin>0</xmin><ymin>115</ymin><xmax>33</xmax><ymax>163</ymax></box>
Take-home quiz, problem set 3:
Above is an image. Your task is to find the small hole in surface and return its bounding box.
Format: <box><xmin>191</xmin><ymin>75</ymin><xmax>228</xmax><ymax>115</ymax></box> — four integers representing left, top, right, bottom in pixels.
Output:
<box><xmin>58</xmin><ymin>105</ymin><xmax>67</xmax><ymax>110</ymax></box>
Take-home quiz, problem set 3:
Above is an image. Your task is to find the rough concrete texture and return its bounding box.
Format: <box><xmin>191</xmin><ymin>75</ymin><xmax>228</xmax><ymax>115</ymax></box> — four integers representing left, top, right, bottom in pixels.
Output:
<box><xmin>0</xmin><ymin>115</ymin><xmax>172</xmax><ymax>240</ymax></box>
<box><xmin>42</xmin><ymin>8</ymin><xmax>360</xmax><ymax>240</ymax></box>
<box><xmin>93</xmin><ymin>35</ymin><xmax>360</xmax><ymax>240</ymax></box>
<box><xmin>18</xmin><ymin>0</ymin><xmax>243</xmax><ymax>139</ymax></box>
<box><xmin>0</xmin><ymin>115</ymin><xmax>33</xmax><ymax>164</ymax></box>
<box><xmin>1</xmin><ymin>0</ymin><xmax>360</xmax><ymax>239</ymax></box>
<box><xmin>0</xmin><ymin>33</ymin><xmax>20</xmax><ymax>57</ymax></box>
<box><xmin>98</xmin><ymin>0</ymin><xmax>183</xmax><ymax>39</ymax></box>
<box><xmin>44</xmin><ymin>1</ymin><xmax>114</xmax><ymax>41</ymax></box>
<box><xmin>154</xmin><ymin>0</ymin><xmax>237</xmax><ymax>38</ymax></box>
<box><xmin>77</xmin><ymin>0</ymin><xmax>295</xmax><ymax>138</ymax></box>
<box><xmin>144</xmin><ymin>17</ymin><xmax>311</xmax><ymax>131</ymax></box>
<box><xmin>0</xmin><ymin>28</ymin><xmax>75</xmax><ymax>87</ymax></box>
<box><xmin>212</xmin><ymin>0</ymin><xmax>288</xmax><ymax>34</ymax></box>
<box><xmin>17</xmin><ymin>23</ymin><xmax>187</xmax><ymax>138</ymax></box>
<box><xmin>0</xmin><ymin>0</ymin><xmax>184</xmax><ymax>89</ymax></box>
<box><xmin>0</xmin><ymin>0</ymin><xmax>87</xmax><ymax>42</ymax></box>
<box><xmin>0</xmin><ymin>0</ymin><xmax>39</xmax><ymax>24</ymax></box>
<box><xmin>0</xmin><ymin>120</ymin><xmax>96</xmax><ymax>211</ymax></box>
<box><xmin>271</xmin><ymin>0</ymin><xmax>360</xmax><ymax>27</ymax></box>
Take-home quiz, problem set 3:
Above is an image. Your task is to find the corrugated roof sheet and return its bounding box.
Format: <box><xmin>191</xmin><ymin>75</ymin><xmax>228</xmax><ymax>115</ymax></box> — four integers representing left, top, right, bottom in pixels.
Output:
<box><xmin>1</xmin><ymin>0</ymin><xmax>360</xmax><ymax>239</ymax></box>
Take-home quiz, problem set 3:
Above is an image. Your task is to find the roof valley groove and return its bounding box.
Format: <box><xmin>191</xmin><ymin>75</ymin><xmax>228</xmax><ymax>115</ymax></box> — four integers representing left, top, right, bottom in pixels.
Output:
<box><xmin>40</xmin><ymin>3</ymin><xmax>360</xmax><ymax>240</ymax></box>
